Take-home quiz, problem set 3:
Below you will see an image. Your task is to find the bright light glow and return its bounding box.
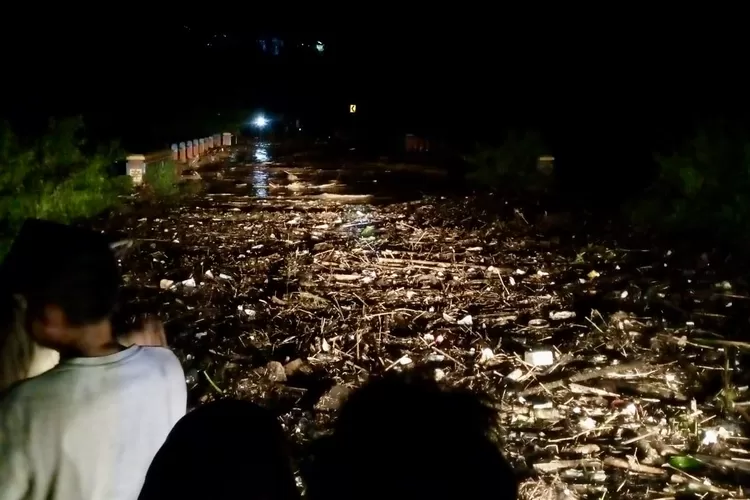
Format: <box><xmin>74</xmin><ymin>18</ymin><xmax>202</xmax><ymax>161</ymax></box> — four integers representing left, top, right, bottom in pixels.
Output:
<box><xmin>253</xmin><ymin>115</ymin><xmax>268</xmax><ymax>128</ymax></box>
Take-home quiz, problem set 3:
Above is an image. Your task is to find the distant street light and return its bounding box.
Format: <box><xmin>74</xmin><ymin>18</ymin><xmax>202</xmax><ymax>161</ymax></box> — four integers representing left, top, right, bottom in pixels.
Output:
<box><xmin>253</xmin><ymin>115</ymin><xmax>268</xmax><ymax>128</ymax></box>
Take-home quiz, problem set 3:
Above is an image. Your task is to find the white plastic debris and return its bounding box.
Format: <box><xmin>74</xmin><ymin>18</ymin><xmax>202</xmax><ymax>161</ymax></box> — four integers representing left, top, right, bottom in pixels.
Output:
<box><xmin>479</xmin><ymin>347</ymin><xmax>495</xmax><ymax>364</ymax></box>
<box><xmin>237</xmin><ymin>306</ymin><xmax>256</xmax><ymax>319</ymax></box>
<box><xmin>423</xmin><ymin>333</ymin><xmax>435</xmax><ymax>342</ymax></box>
<box><xmin>716</xmin><ymin>281</ymin><xmax>732</xmax><ymax>290</ymax></box>
<box><xmin>457</xmin><ymin>315</ymin><xmax>473</xmax><ymax>326</ymax></box>
<box><xmin>621</xmin><ymin>403</ymin><xmax>638</xmax><ymax>416</ymax></box>
<box><xmin>204</xmin><ymin>270</ymin><xmax>214</xmax><ymax>279</ymax></box>
<box><xmin>398</xmin><ymin>356</ymin><xmax>413</xmax><ymax>366</ymax></box>
<box><xmin>549</xmin><ymin>311</ymin><xmax>576</xmax><ymax>320</ymax></box>
<box><xmin>702</xmin><ymin>427</ymin><xmax>730</xmax><ymax>446</ymax></box>
<box><xmin>524</xmin><ymin>350</ymin><xmax>554</xmax><ymax>367</ymax></box>
<box><xmin>506</xmin><ymin>368</ymin><xmax>523</xmax><ymax>381</ymax></box>
<box><xmin>527</xmin><ymin>319</ymin><xmax>549</xmax><ymax>328</ymax></box>
<box><xmin>434</xmin><ymin>368</ymin><xmax>446</xmax><ymax>381</ymax></box>
<box><xmin>181</xmin><ymin>278</ymin><xmax>196</xmax><ymax>288</ymax></box>
<box><xmin>321</xmin><ymin>338</ymin><xmax>330</xmax><ymax>352</ymax></box>
<box><xmin>159</xmin><ymin>279</ymin><xmax>175</xmax><ymax>290</ymax></box>
<box><xmin>219</xmin><ymin>273</ymin><xmax>232</xmax><ymax>280</ymax></box>
<box><xmin>579</xmin><ymin>417</ymin><xmax>597</xmax><ymax>431</ymax></box>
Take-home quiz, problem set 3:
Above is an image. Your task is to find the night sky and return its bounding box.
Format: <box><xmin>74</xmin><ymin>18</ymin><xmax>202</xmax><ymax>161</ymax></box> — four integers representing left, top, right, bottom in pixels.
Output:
<box><xmin>2</xmin><ymin>10</ymin><xmax>749</xmax><ymax>158</ymax></box>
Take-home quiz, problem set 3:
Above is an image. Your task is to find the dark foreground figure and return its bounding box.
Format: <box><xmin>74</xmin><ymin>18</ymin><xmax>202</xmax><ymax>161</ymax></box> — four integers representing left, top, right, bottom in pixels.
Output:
<box><xmin>0</xmin><ymin>219</ymin><xmax>186</xmax><ymax>500</ymax></box>
<box><xmin>139</xmin><ymin>399</ymin><xmax>300</xmax><ymax>500</ymax></box>
<box><xmin>304</xmin><ymin>372</ymin><xmax>518</xmax><ymax>500</ymax></box>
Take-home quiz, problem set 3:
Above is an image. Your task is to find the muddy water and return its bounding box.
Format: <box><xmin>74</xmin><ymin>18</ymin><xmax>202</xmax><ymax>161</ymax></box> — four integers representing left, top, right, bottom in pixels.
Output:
<box><xmin>199</xmin><ymin>143</ymin><xmax>463</xmax><ymax>204</ymax></box>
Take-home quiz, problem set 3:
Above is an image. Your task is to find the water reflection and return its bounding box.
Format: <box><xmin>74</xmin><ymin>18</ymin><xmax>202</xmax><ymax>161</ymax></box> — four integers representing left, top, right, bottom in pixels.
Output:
<box><xmin>254</xmin><ymin>144</ymin><xmax>269</xmax><ymax>163</ymax></box>
<box><xmin>252</xmin><ymin>168</ymin><xmax>268</xmax><ymax>198</ymax></box>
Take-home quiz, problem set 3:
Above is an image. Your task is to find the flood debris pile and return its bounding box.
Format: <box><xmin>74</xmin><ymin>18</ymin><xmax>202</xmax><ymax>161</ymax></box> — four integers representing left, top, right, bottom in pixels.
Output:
<box><xmin>109</xmin><ymin>195</ymin><xmax>750</xmax><ymax>499</ymax></box>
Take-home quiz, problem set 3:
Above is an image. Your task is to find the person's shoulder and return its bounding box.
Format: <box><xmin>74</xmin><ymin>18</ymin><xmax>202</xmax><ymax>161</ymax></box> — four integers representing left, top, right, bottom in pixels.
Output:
<box><xmin>0</xmin><ymin>369</ymin><xmax>62</xmax><ymax>421</ymax></box>
<box><xmin>134</xmin><ymin>347</ymin><xmax>184</xmax><ymax>372</ymax></box>
<box><xmin>136</xmin><ymin>346</ymin><xmax>180</xmax><ymax>361</ymax></box>
<box><xmin>1</xmin><ymin>367</ymin><xmax>64</xmax><ymax>398</ymax></box>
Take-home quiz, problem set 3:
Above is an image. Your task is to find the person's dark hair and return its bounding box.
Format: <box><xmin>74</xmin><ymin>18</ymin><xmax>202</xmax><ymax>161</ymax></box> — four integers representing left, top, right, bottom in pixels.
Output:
<box><xmin>304</xmin><ymin>371</ymin><xmax>517</xmax><ymax>500</ymax></box>
<box><xmin>0</xmin><ymin>219</ymin><xmax>120</xmax><ymax>326</ymax></box>
<box><xmin>139</xmin><ymin>399</ymin><xmax>300</xmax><ymax>500</ymax></box>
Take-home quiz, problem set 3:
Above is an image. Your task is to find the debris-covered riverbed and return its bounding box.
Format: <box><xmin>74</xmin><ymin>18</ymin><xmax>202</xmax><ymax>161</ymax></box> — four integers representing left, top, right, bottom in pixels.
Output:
<box><xmin>105</xmin><ymin>145</ymin><xmax>750</xmax><ymax>499</ymax></box>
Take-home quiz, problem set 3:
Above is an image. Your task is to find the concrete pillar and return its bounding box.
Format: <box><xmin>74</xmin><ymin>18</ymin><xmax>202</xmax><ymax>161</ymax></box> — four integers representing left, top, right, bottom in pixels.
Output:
<box><xmin>171</xmin><ymin>144</ymin><xmax>178</xmax><ymax>161</ymax></box>
<box><xmin>178</xmin><ymin>142</ymin><xmax>187</xmax><ymax>162</ymax></box>
<box><xmin>198</xmin><ymin>138</ymin><xmax>205</xmax><ymax>154</ymax></box>
<box><xmin>186</xmin><ymin>140</ymin><xmax>194</xmax><ymax>159</ymax></box>
<box><xmin>213</xmin><ymin>134</ymin><xmax>221</xmax><ymax>147</ymax></box>
<box><xmin>206</xmin><ymin>136</ymin><xmax>213</xmax><ymax>149</ymax></box>
<box><xmin>222</xmin><ymin>132</ymin><xmax>231</xmax><ymax>146</ymax></box>
<box><xmin>126</xmin><ymin>155</ymin><xmax>146</xmax><ymax>186</ymax></box>
<box><xmin>193</xmin><ymin>139</ymin><xmax>200</xmax><ymax>156</ymax></box>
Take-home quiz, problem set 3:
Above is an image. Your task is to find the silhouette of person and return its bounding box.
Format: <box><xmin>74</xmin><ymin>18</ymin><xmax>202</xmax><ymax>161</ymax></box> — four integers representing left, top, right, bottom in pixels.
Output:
<box><xmin>139</xmin><ymin>398</ymin><xmax>300</xmax><ymax>500</ymax></box>
<box><xmin>304</xmin><ymin>371</ymin><xmax>517</xmax><ymax>500</ymax></box>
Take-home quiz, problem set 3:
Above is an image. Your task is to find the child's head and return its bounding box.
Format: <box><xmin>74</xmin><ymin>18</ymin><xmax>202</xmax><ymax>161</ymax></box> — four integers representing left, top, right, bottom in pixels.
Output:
<box><xmin>1</xmin><ymin>219</ymin><xmax>121</xmax><ymax>350</ymax></box>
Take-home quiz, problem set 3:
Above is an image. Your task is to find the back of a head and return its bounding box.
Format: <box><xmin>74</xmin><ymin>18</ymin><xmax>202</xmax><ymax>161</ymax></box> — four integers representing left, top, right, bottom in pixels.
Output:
<box><xmin>139</xmin><ymin>399</ymin><xmax>300</xmax><ymax>500</ymax></box>
<box><xmin>1</xmin><ymin>219</ymin><xmax>121</xmax><ymax>325</ymax></box>
<box><xmin>305</xmin><ymin>372</ymin><xmax>517</xmax><ymax>500</ymax></box>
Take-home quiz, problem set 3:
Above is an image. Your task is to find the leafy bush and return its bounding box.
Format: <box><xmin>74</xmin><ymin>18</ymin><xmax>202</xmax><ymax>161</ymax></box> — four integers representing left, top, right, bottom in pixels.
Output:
<box><xmin>0</xmin><ymin>117</ymin><xmax>131</xmax><ymax>257</ymax></box>
<box><xmin>465</xmin><ymin>130</ymin><xmax>550</xmax><ymax>193</ymax></box>
<box><xmin>627</xmin><ymin>126</ymin><xmax>750</xmax><ymax>243</ymax></box>
<box><xmin>143</xmin><ymin>160</ymin><xmax>180</xmax><ymax>198</ymax></box>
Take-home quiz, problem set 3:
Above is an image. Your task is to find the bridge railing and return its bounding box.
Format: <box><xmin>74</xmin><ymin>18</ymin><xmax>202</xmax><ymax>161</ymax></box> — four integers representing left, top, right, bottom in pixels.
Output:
<box><xmin>124</xmin><ymin>132</ymin><xmax>235</xmax><ymax>185</ymax></box>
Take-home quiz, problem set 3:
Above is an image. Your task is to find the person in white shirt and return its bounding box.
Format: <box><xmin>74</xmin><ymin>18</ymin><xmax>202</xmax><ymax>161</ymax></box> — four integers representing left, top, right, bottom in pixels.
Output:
<box><xmin>0</xmin><ymin>219</ymin><xmax>187</xmax><ymax>500</ymax></box>
<box><xmin>0</xmin><ymin>292</ymin><xmax>171</xmax><ymax>393</ymax></box>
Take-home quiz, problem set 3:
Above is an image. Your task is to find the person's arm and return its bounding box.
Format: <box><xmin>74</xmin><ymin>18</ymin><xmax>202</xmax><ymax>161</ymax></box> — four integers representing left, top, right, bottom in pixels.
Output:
<box><xmin>0</xmin><ymin>404</ymin><xmax>32</xmax><ymax>500</ymax></box>
<box><xmin>118</xmin><ymin>317</ymin><xmax>168</xmax><ymax>348</ymax></box>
